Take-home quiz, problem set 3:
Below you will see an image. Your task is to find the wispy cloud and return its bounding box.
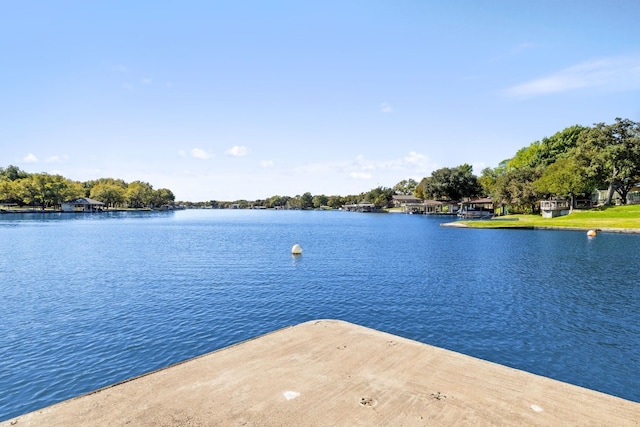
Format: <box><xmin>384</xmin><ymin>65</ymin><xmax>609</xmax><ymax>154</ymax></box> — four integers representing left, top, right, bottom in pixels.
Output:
<box><xmin>294</xmin><ymin>151</ymin><xmax>433</xmax><ymax>181</ymax></box>
<box><xmin>379</xmin><ymin>102</ymin><xmax>392</xmax><ymax>113</ymax></box>
<box><xmin>505</xmin><ymin>55</ymin><xmax>640</xmax><ymax>96</ymax></box>
<box><xmin>190</xmin><ymin>148</ymin><xmax>213</xmax><ymax>160</ymax></box>
<box><xmin>23</xmin><ymin>153</ymin><xmax>38</xmax><ymax>163</ymax></box>
<box><xmin>142</xmin><ymin>78</ymin><xmax>152</xmax><ymax>84</ymax></box>
<box><xmin>260</xmin><ymin>160</ymin><xmax>274</xmax><ymax>168</ymax></box>
<box><xmin>349</xmin><ymin>172</ymin><xmax>373</xmax><ymax>180</ymax></box>
<box><xmin>226</xmin><ymin>146</ymin><xmax>250</xmax><ymax>157</ymax></box>
<box><xmin>45</xmin><ymin>155</ymin><xmax>68</xmax><ymax>163</ymax></box>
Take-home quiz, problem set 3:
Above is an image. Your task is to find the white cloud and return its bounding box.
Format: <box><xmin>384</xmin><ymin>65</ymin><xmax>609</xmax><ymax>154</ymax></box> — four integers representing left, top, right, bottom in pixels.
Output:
<box><xmin>45</xmin><ymin>155</ymin><xmax>68</xmax><ymax>163</ymax></box>
<box><xmin>349</xmin><ymin>171</ymin><xmax>373</xmax><ymax>180</ymax></box>
<box><xmin>379</xmin><ymin>102</ymin><xmax>392</xmax><ymax>113</ymax></box>
<box><xmin>142</xmin><ymin>78</ymin><xmax>152</xmax><ymax>84</ymax></box>
<box><xmin>505</xmin><ymin>55</ymin><xmax>640</xmax><ymax>96</ymax></box>
<box><xmin>226</xmin><ymin>145</ymin><xmax>250</xmax><ymax>157</ymax></box>
<box><xmin>190</xmin><ymin>148</ymin><xmax>213</xmax><ymax>160</ymax></box>
<box><xmin>260</xmin><ymin>160</ymin><xmax>274</xmax><ymax>168</ymax></box>
<box><xmin>293</xmin><ymin>151</ymin><xmax>433</xmax><ymax>184</ymax></box>
<box><xmin>23</xmin><ymin>153</ymin><xmax>38</xmax><ymax>163</ymax></box>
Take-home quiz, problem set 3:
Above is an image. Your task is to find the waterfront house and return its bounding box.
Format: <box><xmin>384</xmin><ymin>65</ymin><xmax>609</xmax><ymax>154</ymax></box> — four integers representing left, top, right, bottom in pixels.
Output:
<box><xmin>61</xmin><ymin>198</ymin><xmax>105</xmax><ymax>212</ymax></box>
<box><xmin>540</xmin><ymin>197</ymin><xmax>571</xmax><ymax>218</ymax></box>
<box><xmin>391</xmin><ymin>195</ymin><xmax>422</xmax><ymax>207</ymax></box>
<box><xmin>342</xmin><ymin>201</ymin><xmax>376</xmax><ymax>212</ymax></box>
<box><xmin>458</xmin><ymin>198</ymin><xmax>494</xmax><ymax>218</ymax></box>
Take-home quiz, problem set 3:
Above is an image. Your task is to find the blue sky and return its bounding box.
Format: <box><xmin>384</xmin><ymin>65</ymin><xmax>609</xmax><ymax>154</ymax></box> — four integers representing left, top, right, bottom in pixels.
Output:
<box><xmin>2</xmin><ymin>1</ymin><xmax>640</xmax><ymax>201</ymax></box>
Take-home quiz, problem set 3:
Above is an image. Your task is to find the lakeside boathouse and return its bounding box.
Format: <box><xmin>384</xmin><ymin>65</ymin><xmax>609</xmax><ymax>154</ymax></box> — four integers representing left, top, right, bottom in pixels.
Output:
<box><xmin>61</xmin><ymin>198</ymin><xmax>105</xmax><ymax>213</ymax></box>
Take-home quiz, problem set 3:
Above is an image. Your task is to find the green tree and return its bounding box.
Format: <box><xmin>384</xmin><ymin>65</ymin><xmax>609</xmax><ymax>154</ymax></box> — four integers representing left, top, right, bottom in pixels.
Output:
<box><xmin>492</xmin><ymin>167</ymin><xmax>542</xmax><ymax>214</ymax></box>
<box><xmin>507</xmin><ymin>142</ymin><xmax>543</xmax><ymax>170</ymax></box>
<box><xmin>0</xmin><ymin>165</ymin><xmax>28</xmax><ymax>181</ymax></box>
<box><xmin>393</xmin><ymin>179</ymin><xmax>418</xmax><ymax>195</ymax></box>
<box><xmin>534</xmin><ymin>158</ymin><xmax>592</xmax><ymax>211</ymax></box>
<box><xmin>413</xmin><ymin>177</ymin><xmax>428</xmax><ymax>200</ymax></box>
<box><xmin>575</xmin><ymin>118</ymin><xmax>640</xmax><ymax>205</ymax></box>
<box><xmin>326</xmin><ymin>195</ymin><xmax>344</xmax><ymax>209</ymax></box>
<box><xmin>0</xmin><ymin>179</ymin><xmax>20</xmax><ymax>204</ymax></box>
<box><xmin>13</xmin><ymin>173</ymin><xmax>82</xmax><ymax>209</ymax></box>
<box><xmin>125</xmin><ymin>181</ymin><xmax>154</xmax><ymax>208</ymax></box>
<box><xmin>267</xmin><ymin>195</ymin><xmax>290</xmax><ymax>208</ymax></box>
<box><xmin>363</xmin><ymin>186</ymin><xmax>394</xmax><ymax>208</ymax></box>
<box><xmin>419</xmin><ymin>164</ymin><xmax>481</xmax><ymax>200</ymax></box>
<box><xmin>312</xmin><ymin>194</ymin><xmax>328</xmax><ymax>209</ymax></box>
<box><xmin>152</xmin><ymin>188</ymin><xmax>176</xmax><ymax>207</ymax></box>
<box><xmin>90</xmin><ymin>182</ymin><xmax>126</xmax><ymax>208</ymax></box>
<box><xmin>300</xmin><ymin>192</ymin><xmax>314</xmax><ymax>209</ymax></box>
<box><xmin>537</xmin><ymin>125</ymin><xmax>588</xmax><ymax>166</ymax></box>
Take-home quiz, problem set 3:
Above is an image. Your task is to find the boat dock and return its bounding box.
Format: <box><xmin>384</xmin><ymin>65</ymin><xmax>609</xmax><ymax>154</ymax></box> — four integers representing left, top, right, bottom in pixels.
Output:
<box><xmin>3</xmin><ymin>319</ymin><xmax>639</xmax><ymax>426</ymax></box>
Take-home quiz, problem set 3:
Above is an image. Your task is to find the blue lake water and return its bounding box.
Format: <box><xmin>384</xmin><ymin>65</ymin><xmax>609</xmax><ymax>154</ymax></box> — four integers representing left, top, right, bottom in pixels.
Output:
<box><xmin>0</xmin><ymin>209</ymin><xmax>639</xmax><ymax>420</ymax></box>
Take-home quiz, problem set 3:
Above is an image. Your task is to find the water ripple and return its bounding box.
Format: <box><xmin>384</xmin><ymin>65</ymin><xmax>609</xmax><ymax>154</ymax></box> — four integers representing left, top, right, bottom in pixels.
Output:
<box><xmin>0</xmin><ymin>210</ymin><xmax>639</xmax><ymax>421</ymax></box>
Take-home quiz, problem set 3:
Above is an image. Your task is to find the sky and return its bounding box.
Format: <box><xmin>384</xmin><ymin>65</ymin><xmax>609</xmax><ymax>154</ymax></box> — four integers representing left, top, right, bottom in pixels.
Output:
<box><xmin>2</xmin><ymin>1</ymin><xmax>640</xmax><ymax>201</ymax></box>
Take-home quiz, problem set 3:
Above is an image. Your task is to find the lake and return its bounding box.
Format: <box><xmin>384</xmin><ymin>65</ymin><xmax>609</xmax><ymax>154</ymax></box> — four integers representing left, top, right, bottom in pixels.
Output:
<box><xmin>0</xmin><ymin>209</ymin><xmax>638</xmax><ymax>421</ymax></box>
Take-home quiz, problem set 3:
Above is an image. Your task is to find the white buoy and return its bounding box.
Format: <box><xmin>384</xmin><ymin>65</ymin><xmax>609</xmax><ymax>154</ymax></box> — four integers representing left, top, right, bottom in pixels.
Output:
<box><xmin>291</xmin><ymin>244</ymin><xmax>302</xmax><ymax>255</ymax></box>
<box><xmin>587</xmin><ymin>229</ymin><xmax>597</xmax><ymax>237</ymax></box>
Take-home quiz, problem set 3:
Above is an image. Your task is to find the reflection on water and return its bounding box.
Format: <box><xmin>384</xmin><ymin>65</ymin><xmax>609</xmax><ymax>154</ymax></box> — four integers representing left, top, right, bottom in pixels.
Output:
<box><xmin>0</xmin><ymin>209</ymin><xmax>638</xmax><ymax>421</ymax></box>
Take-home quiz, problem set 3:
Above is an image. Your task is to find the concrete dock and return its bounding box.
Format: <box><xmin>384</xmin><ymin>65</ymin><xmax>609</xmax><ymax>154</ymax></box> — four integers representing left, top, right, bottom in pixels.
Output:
<box><xmin>3</xmin><ymin>319</ymin><xmax>639</xmax><ymax>426</ymax></box>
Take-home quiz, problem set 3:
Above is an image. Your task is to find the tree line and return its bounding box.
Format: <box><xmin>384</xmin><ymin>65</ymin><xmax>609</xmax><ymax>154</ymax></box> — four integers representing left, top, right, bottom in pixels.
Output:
<box><xmin>207</xmin><ymin>187</ymin><xmax>398</xmax><ymax>210</ymax></box>
<box><xmin>478</xmin><ymin>117</ymin><xmax>640</xmax><ymax>213</ymax></box>
<box><xmin>6</xmin><ymin>118</ymin><xmax>636</xmax><ymax>212</ymax></box>
<box><xmin>209</xmin><ymin>117</ymin><xmax>640</xmax><ymax>213</ymax></box>
<box><xmin>0</xmin><ymin>166</ymin><xmax>175</xmax><ymax>209</ymax></box>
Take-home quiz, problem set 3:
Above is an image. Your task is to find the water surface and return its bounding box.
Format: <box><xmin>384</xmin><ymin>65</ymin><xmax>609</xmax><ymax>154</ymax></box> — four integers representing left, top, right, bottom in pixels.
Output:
<box><xmin>0</xmin><ymin>210</ymin><xmax>638</xmax><ymax>421</ymax></box>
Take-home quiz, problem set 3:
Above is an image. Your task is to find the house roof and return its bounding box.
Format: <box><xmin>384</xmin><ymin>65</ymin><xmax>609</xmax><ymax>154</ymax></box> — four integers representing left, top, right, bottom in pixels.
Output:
<box><xmin>64</xmin><ymin>197</ymin><xmax>105</xmax><ymax>205</ymax></box>
<box><xmin>461</xmin><ymin>198</ymin><xmax>493</xmax><ymax>205</ymax></box>
<box><xmin>392</xmin><ymin>195</ymin><xmax>421</xmax><ymax>201</ymax></box>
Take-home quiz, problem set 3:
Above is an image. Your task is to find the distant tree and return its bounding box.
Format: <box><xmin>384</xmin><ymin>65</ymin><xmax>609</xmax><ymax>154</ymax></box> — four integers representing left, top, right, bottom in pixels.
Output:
<box><xmin>363</xmin><ymin>186</ymin><xmax>394</xmax><ymax>208</ymax></box>
<box><xmin>126</xmin><ymin>181</ymin><xmax>154</xmax><ymax>208</ymax></box>
<box><xmin>152</xmin><ymin>188</ymin><xmax>175</xmax><ymax>207</ymax></box>
<box><xmin>420</xmin><ymin>164</ymin><xmax>481</xmax><ymax>200</ymax></box>
<box><xmin>413</xmin><ymin>177</ymin><xmax>428</xmax><ymax>200</ymax></box>
<box><xmin>300</xmin><ymin>192</ymin><xmax>314</xmax><ymax>209</ymax></box>
<box><xmin>574</xmin><ymin>118</ymin><xmax>640</xmax><ymax>205</ymax></box>
<box><xmin>393</xmin><ymin>179</ymin><xmax>418</xmax><ymax>195</ymax></box>
<box><xmin>507</xmin><ymin>143</ymin><xmax>543</xmax><ymax>170</ymax></box>
<box><xmin>0</xmin><ymin>179</ymin><xmax>20</xmax><ymax>203</ymax></box>
<box><xmin>326</xmin><ymin>195</ymin><xmax>344</xmax><ymax>209</ymax></box>
<box><xmin>90</xmin><ymin>182</ymin><xmax>126</xmax><ymax>208</ymax></box>
<box><xmin>0</xmin><ymin>165</ymin><xmax>28</xmax><ymax>181</ymax></box>
<box><xmin>492</xmin><ymin>167</ymin><xmax>542</xmax><ymax>214</ymax></box>
<box><xmin>266</xmin><ymin>195</ymin><xmax>289</xmax><ymax>208</ymax></box>
<box><xmin>478</xmin><ymin>166</ymin><xmax>501</xmax><ymax>197</ymax></box>
<box><xmin>537</xmin><ymin>125</ymin><xmax>588</xmax><ymax>166</ymax></box>
<box><xmin>534</xmin><ymin>157</ymin><xmax>592</xmax><ymax>211</ymax></box>
<box><xmin>312</xmin><ymin>194</ymin><xmax>328</xmax><ymax>209</ymax></box>
<box><xmin>13</xmin><ymin>173</ymin><xmax>82</xmax><ymax>209</ymax></box>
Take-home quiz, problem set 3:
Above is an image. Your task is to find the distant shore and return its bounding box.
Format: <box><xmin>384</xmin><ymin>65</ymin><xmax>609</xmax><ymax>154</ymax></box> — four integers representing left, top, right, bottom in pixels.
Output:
<box><xmin>442</xmin><ymin>221</ymin><xmax>640</xmax><ymax>234</ymax></box>
<box><xmin>442</xmin><ymin>204</ymin><xmax>640</xmax><ymax>234</ymax></box>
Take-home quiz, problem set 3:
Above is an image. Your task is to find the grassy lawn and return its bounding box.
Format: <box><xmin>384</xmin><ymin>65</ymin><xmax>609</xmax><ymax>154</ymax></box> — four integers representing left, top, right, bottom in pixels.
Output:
<box><xmin>457</xmin><ymin>204</ymin><xmax>640</xmax><ymax>230</ymax></box>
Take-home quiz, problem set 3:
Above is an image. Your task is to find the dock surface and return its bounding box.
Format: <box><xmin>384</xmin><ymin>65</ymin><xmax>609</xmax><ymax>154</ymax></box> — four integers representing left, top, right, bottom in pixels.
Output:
<box><xmin>4</xmin><ymin>319</ymin><xmax>639</xmax><ymax>426</ymax></box>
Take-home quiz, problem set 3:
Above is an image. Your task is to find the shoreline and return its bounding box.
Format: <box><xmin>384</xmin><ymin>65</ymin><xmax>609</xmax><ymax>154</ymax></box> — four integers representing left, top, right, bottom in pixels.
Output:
<box><xmin>442</xmin><ymin>221</ymin><xmax>640</xmax><ymax>234</ymax></box>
